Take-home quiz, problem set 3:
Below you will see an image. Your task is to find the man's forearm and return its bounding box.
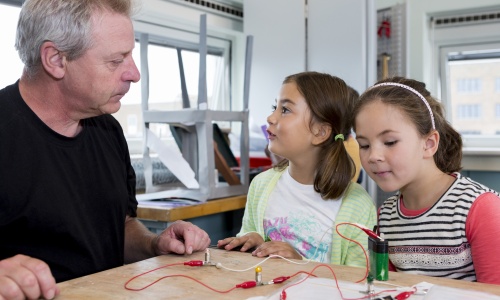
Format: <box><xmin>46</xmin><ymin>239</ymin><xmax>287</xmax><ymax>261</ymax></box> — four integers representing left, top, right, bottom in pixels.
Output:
<box><xmin>124</xmin><ymin>216</ymin><xmax>158</xmax><ymax>263</ymax></box>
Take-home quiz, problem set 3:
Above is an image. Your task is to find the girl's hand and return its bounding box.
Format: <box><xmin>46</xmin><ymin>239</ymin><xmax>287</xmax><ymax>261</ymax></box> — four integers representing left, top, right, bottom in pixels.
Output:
<box><xmin>217</xmin><ymin>232</ymin><xmax>264</xmax><ymax>252</ymax></box>
<box><xmin>251</xmin><ymin>241</ymin><xmax>303</xmax><ymax>260</ymax></box>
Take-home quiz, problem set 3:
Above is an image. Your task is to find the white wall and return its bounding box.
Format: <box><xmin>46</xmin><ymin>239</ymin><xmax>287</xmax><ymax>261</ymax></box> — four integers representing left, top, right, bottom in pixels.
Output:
<box><xmin>244</xmin><ymin>0</ymin><xmax>306</xmax><ymax>128</ymax></box>
<box><xmin>310</xmin><ymin>0</ymin><xmax>376</xmax><ymax>200</ymax></box>
<box><xmin>308</xmin><ymin>0</ymin><xmax>373</xmax><ymax>94</ymax></box>
<box><xmin>244</xmin><ymin>0</ymin><xmax>376</xmax><ymax>127</ymax></box>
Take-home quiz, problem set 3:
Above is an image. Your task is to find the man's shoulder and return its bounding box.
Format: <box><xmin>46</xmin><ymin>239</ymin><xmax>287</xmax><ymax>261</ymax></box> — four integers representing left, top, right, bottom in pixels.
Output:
<box><xmin>0</xmin><ymin>81</ymin><xmax>18</xmax><ymax>96</ymax></box>
<box><xmin>0</xmin><ymin>81</ymin><xmax>23</xmax><ymax>128</ymax></box>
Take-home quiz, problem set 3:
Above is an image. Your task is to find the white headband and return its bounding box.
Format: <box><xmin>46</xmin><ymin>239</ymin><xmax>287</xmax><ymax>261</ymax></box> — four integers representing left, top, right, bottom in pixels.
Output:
<box><xmin>371</xmin><ymin>82</ymin><xmax>436</xmax><ymax>130</ymax></box>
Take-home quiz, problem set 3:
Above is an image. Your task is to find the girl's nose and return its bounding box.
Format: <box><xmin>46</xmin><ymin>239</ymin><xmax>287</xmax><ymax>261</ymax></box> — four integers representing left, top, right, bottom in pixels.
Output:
<box><xmin>267</xmin><ymin>111</ymin><xmax>277</xmax><ymax>125</ymax></box>
<box><xmin>367</xmin><ymin>146</ymin><xmax>383</xmax><ymax>163</ymax></box>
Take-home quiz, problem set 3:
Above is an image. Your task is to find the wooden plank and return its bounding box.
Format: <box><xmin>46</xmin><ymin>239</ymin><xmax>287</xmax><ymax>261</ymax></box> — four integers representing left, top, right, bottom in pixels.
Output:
<box><xmin>137</xmin><ymin>195</ymin><xmax>246</xmax><ymax>222</ymax></box>
<box><xmin>213</xmin><ymin>141</ymin><xmax>241</xmax><ymax>185</ymax></box>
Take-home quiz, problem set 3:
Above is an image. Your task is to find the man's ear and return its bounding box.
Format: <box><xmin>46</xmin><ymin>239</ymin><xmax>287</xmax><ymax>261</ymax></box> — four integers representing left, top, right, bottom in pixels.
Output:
<box><xmin>40</xmin><ymin>41</ymin><xmax>66</xmax><ymax>79</ymax></box>
<box><xmin>312</xmin><ymin>123</ymin><xmax>332</xmax><ymax>145</ymax></box>
<box><xmin>423</xmin><ymin>130</ymin><xmax>440</xmax><ymax>158</ymax></box>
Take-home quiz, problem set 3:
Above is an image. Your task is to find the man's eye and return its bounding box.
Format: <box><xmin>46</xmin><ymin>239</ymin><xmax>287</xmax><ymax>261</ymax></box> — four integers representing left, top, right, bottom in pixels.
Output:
<box><xmin>111</xmin><ymin>60</ymin><xmax>124</xmax><ymax>66</ymax></box>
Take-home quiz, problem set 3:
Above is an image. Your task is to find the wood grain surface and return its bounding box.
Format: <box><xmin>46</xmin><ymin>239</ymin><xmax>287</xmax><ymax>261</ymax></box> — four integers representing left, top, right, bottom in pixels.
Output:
<box><xmin>57</xmin><ymin>248</ymin><xmax>500</xmax><ymax>299</ymax></box>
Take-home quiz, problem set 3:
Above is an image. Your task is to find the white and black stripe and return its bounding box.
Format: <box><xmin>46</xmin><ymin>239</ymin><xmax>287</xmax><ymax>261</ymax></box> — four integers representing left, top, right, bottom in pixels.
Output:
<box><xmin>378</xmin><ymin>173</ymin><xmax>500</xmax><ymax>281</ymax></box>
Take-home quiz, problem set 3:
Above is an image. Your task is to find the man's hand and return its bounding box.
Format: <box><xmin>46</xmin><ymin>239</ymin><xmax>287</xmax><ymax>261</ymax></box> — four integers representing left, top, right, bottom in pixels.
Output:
<box><xmin>0</xmin><ymin>255</ymin><xmax>59</xmax><ymax>300</ymax></box>
<box><xmin>217</xmin><ymin>232</ymin><xmax>264</xmax><ymax>252</ymax></box>
<box><xmin>251</xmin><ymin>241</ymin><xmax>303</xmax><ymax>260</ymax></box>
<box><xmin>154</xmin><ymin>220</ymin><xmax>211</xmax><ymax>255</ymax></box>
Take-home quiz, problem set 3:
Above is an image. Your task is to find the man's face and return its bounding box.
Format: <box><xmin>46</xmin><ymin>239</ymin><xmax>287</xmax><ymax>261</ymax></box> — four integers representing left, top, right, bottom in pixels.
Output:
<box><xmin>63</xmin><ymin>11</ymin><xmax>140</xmax><ymax>117</ymax></box>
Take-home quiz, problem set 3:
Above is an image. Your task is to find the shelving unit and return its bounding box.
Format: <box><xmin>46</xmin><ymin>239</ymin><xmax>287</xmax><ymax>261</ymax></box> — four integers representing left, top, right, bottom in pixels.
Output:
<box><xmin>139</xmin><ymin>14</ymin><xmax>253</xmax><ymax>201</ymax></box>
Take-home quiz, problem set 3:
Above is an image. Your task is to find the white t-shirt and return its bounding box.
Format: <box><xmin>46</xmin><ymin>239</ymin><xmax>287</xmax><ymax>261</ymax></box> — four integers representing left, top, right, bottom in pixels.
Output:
<box><xmin>264</xmin><ymin>168</ymin><xmax>342</xmax><ymax>263</ymax></box>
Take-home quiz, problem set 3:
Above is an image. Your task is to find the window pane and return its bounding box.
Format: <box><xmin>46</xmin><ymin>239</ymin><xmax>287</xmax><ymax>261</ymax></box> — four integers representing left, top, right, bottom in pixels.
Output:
<box><xmin>0</xmin><ymin>4</ymin><xmax>23</xmax><ymax>87</ymax></box>
<box><xmin>113</xmin><ymin>42</ymin><xmax>227</xmax><ymax>155</ymax></box>
<box><xmin>448</xmin><ymin>57</ymin><xmax>500</xmax><ymax>135</ymax></box>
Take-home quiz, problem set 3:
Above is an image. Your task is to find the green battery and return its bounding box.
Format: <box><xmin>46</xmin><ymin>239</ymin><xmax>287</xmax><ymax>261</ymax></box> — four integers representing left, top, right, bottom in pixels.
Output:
<box><xmin>368</xmin><ymin>236</ymin><xmax>389</xmax><ymax>281</ymax></box>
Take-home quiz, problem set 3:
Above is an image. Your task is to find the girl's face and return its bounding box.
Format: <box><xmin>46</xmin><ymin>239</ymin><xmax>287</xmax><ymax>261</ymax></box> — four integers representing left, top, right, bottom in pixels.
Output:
<box><xmin>354</xmin><ymin>100</ymin><xmax>428</xmax><ymax>192</ymax></box>
<box><xmin>266</xmin><ymin>82</ymin><xmax>320</xmax><ymax>162</ymax></box>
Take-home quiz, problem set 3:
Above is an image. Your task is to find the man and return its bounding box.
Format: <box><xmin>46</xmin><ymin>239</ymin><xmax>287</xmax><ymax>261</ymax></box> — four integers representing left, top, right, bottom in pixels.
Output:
<box><xmin>0</xmin><ymin>1</ymin><xmax>210</xmax><ymax>299</ymax></box>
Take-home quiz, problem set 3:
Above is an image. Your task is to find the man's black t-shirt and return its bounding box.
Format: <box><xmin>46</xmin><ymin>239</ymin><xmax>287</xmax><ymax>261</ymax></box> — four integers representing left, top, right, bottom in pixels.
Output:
<box><xmin>0</xmin><ymin>81</ymin><xmax>138</xmax><ymax>282</ymax></box>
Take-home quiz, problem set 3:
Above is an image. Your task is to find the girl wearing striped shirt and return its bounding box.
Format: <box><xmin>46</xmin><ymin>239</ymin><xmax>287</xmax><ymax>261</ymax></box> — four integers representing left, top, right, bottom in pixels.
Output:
<box><xmin>353</xmin><ymin>76</ymin><xmax>500</xmax><ymax>284</ymax></box>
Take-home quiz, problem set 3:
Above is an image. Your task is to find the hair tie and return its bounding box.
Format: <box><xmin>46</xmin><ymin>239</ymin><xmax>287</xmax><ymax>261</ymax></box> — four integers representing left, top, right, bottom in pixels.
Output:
<box><xmin>370</xmin><ymin>82</ymin><xmax>436</xmax><ymax>130</ymax></box>
<box><xmin>334</xmin><ymin>134</ymin><xmax>344</xmax><ymax>141</ymax></box>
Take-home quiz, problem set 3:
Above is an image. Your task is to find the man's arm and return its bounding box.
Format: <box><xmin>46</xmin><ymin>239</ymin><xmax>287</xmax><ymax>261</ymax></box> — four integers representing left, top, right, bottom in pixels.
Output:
<box><xmin>124</xmin><ymin>216</ymin><xmax>211</xmax><ymax>264</ymax></box>
<box><xmin>124</xmin><ymin>216</ymin><xmax>157</xmax><ymax>263</ymax></box>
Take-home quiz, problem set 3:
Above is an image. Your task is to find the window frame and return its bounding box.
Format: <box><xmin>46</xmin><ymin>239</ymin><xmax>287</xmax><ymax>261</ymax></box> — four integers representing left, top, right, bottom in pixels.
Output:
<box><xmin>123</xmin><ymin>21</ymin><xmax>235</xmax><ymax>155</ymax></box>
<box><xmin>431</xmin><ymin>10</ymin><xmax>500</xmax><ymax>152</ymax></box>
<box><xmin>438</xmin><ymin>42</ymin><xmax>500</xmax><ymax>150</ymax></box>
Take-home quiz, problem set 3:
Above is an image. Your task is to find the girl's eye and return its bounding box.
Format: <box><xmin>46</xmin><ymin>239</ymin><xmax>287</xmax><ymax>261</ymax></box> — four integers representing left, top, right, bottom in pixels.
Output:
<box><xmin>359</xmin><ymin>144</ymin><xmax>369</xmax><ymax>150</ymax></box>
<box><xmin>271</xmin><ymin>104</ymin><xmax>277</xmax><ymax>112</ymax></box>
<box><xmin>385</xmin><ymin>140</ymin><xmax>398</xmax><ymax>146</ymax></box>
<box><xmin>281</xmin><ymin>106</ymin><xmax>290</xmax><ymax>114</ymax></box>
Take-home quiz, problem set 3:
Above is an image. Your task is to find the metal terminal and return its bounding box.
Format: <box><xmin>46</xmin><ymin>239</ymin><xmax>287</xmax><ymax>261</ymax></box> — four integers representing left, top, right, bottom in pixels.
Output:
<box><xmin>360</xmin><ymin>274</ymin><xmax>377</xmax><ymax>298</ymax></box>
<box><xmin>201</xmin><ymin>248</ymin><xmax>217</xmax><ymax>266</ymax></box>
<box><xmin>205</xmin><ymin>248</ymin><xmax>211</xmax><ymax>263</ymax></box>
<box><xmin>255</xmin><ymin>266</ymin><xmax>263</xmax><ymax>285</ymax></box>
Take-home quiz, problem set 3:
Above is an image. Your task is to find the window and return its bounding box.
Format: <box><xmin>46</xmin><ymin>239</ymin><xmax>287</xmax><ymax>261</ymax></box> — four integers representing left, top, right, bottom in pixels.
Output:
<box><xmin>456</xmin><ymin>104</ymin><xmax>482</xmax><ymax>120</ymax></box>
<box><xmin>127</xmin><ymin>114</ymin><xmax>138</xmax><ymax>136</ymax></box>
<box><xmin>456</xmin><ymin>78</ymin><xmax>482</xmax><ymax>94</ymax></box>
<box><xmin>496</xmin><ymin>103</ymin><xmax>500</xmax><ymax>119</ymax></box>
<box><xmin>0</xmin><ymin>4</ymin><xmax>23</xmax><ymax>88</ymax></box>
<box><xmin>113</xmin><ymin>38</ymin><xmax>229</xmax><ymax>155</ymax></box>
<box><xmin>433</xmin><ymin>8</ymin><xmax>500</xmax><ymax>149</ymax></box>
<box><xmin>440</xmin><ymin>48</ymin><xmax>500</xmax><ymax>137</ymax></box>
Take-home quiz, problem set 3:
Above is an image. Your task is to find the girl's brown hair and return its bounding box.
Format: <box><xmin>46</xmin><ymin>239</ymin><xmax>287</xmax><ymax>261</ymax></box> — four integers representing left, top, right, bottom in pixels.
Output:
<box><xmin>352</xmin><ymin>76</ymin><xmax>462</xmax><ymax>173</ymax></box>
<box><xmin>275</xmin><ymin>71</ymin><xmax>355</xmax><ymax>199</ymax></box>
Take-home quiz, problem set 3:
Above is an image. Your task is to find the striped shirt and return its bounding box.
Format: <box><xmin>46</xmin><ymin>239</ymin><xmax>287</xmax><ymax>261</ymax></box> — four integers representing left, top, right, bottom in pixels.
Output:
<box><xmin>379</xmin><ymin>172</ymin><xmax>500</xmax><ymax>281</ymax></box>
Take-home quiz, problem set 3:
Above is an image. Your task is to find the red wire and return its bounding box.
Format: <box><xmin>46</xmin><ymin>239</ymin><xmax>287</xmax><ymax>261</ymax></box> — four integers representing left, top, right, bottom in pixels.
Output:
<box><xmin>281</xmin><ymin>264</ymin><xmax>397</xmax><ymax>300</ymax></box>
<box><xmin>124</xmin><ymin>262</ymin><xmax>183</xmax><ymax>288</ymax></box>
<box><xmin>335</xmin><ymin>222</ymin><xmax>370</xmax><ymax>283</ymax></box>
<box><xmin>124</xmin><ymin>262</ymin><xmax>236</xmax><ymax>294</ymax></box>
<box><xmin>287</xmin><ymin>270</ymin><xmax>318</xmax><ymax>279</ymax></box>
<box><xmin>124</xmin><ymin>223</ymin><xmax>388</xmax><ymax>298</ymax></box>
<box><xmin>281</xmin><ymin>222</ymin><xmax>382</xmax><ymax>300</ymax></box>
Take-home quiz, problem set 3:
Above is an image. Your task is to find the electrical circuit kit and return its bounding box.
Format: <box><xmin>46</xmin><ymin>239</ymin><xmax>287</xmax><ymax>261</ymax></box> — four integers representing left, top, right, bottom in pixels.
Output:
<box><xmin>124</xmin><ymin>222</ymin><xmax>422</xmax><ymax>300</ymax></box>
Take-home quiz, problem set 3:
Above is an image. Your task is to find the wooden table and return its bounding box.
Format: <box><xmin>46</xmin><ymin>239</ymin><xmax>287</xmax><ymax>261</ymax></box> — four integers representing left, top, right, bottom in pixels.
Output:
<box><xmin>137</xmin><ymin>194</ymin><xmax>247</xmax><ymax>222</ymax></box>
<box><xmin>136</xmin><ymin>195</ymin><xmax>247</xmax><ymax>241</ymax></box>
<box><xmin>57</xmin><ymin>249</ymin><xmax>500</xmax><ymax>299</ymax></box>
